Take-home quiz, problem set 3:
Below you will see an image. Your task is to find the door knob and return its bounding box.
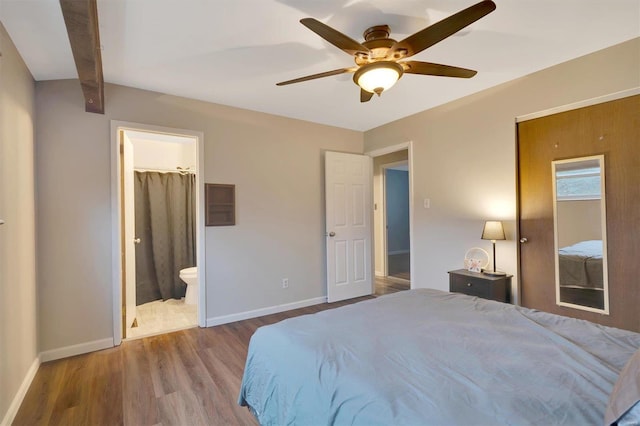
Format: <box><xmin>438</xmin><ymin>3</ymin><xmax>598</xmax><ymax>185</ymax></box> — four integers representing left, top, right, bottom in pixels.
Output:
<box><xmin>328</xmin><ymin>232</ymin><xmax>336</xmax><ymax>237</ymax></box>
<box><xmin>519</xmin><ymin>237</ymin><xmax>528</xmax><ymax>243</ymax></box>
<box><xmin>133</xmin><ymin>238</ymin><xmax>141</xmax><ymax>244</ymax></box>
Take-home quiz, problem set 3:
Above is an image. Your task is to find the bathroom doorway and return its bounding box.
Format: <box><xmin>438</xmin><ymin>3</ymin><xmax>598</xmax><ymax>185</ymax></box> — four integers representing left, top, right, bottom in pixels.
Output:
<box><xmin>111</xmin><ymin>122</ymin><xmax>205</xmax><ymax>343</ymax></box>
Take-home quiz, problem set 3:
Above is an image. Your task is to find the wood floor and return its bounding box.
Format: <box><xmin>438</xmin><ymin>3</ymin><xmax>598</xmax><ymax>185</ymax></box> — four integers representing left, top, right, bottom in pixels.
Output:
<box><xmin>387</xmin><ymin>252</ymin><xmax>410</xmax><ymax>281</ymax></box>
<box><xmin>374</xmin><ymin>275</ymin><xmax>410</xmax><ymax>296</ymax></box>
<box><xmin>13</xmin><ymin>279</ymin><xmax>407</xmax><ymax>426</ymax></box>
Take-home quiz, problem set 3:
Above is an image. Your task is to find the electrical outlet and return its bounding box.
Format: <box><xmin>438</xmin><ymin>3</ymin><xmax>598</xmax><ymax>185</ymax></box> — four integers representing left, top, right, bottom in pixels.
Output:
<box><xmin>282</xmin><ymin>278</ymin><xmax>289</xmax><ymax>289</ymax></box>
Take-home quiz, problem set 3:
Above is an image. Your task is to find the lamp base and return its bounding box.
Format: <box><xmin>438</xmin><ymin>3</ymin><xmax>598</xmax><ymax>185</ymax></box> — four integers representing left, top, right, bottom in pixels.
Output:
<box><xmin>483</xmin><ymin>269</ymin><xmax>506</xmax><ymax>277</ymax></box>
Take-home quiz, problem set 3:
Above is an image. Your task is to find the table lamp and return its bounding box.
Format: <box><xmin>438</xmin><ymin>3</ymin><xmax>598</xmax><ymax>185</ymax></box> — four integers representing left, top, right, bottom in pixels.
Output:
<box><xmin>481</xmin><ymin>221</ymin><xmax>506</xmax><ymax>276</ymax></box>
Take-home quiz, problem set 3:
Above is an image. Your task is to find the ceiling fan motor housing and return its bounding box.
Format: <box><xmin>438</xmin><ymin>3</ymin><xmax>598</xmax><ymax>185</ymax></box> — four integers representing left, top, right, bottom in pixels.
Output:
<box><xmin>363</xmin><ymin>25</ymin><xmax>390</xmax><ymax>41</ymax></box>
<box><xmin>355</xmin><ymin>26</ymin><xmax>399</xmax><ymax>65</ymax></box>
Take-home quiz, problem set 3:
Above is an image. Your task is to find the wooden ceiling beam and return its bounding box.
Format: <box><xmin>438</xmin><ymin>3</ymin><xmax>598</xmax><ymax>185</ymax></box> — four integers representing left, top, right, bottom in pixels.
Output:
<box><xmin>60</xmin><ymin>0</ymin><xmax>104</xmax><ymax>114</ymax></box>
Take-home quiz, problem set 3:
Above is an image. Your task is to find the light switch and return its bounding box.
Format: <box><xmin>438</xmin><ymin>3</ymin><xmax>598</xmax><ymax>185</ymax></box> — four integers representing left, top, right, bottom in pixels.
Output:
<box><xmin>424</xmin><ymin>199</ymin><xmax>430</xmax><ymax>209</ymax></box>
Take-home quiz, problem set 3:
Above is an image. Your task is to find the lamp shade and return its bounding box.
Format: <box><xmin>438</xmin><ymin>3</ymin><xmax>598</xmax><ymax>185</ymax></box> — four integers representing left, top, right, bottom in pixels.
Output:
<box><xmin>481</xmin><ymin>221</ymin><xmax>505</xmax><ymax>241</ymax></box>
<box><xmin>353</xmin><ymin>62</ymin><xmax>403</xmax><ymax>95</ymax></box>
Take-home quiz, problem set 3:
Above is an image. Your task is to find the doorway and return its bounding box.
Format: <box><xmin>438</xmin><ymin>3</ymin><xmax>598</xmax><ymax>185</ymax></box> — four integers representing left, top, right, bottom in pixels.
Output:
<box><xmin>367</xmin><ymin>143</ymin><xmax>413</xmax><ymax>296</ymax></box>
<box><xmin>384</xmin><ymin>163</ymin><xmax>410</xmax><ymax>281</ymax></box>
<box><xmin>111</xmin><ymin>122</ymin><xmax>206</xmax><ymax>345</ymax></box>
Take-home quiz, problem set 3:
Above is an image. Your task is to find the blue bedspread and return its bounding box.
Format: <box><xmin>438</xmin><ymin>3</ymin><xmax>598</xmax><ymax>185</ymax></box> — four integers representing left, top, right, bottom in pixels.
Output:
<box><xmin>238</xmin><ymin>289</ymin><xmax>640</xmax><ymax>425</ymax></box>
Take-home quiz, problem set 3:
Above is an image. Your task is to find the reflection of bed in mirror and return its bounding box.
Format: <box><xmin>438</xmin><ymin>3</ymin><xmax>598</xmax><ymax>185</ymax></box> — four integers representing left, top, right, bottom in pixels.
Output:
<box><xmin>558</xmin><ymin>239</ymin><xmax>603</xmax><ymax>308</ymax></box>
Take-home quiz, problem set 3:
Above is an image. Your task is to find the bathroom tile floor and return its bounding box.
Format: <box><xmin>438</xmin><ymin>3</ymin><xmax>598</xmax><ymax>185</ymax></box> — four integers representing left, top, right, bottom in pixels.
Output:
<box><xmin>127</xmin><ymin>298</ymin><xmax>197</xmax><ymax>339</ymax></box>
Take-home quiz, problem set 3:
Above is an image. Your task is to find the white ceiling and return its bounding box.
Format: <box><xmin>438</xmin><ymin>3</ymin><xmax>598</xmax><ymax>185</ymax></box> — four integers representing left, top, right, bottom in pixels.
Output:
<box><xmin>1</xmin><ymin>0</ymin><xmax>639</xmax><ymax>131</ymax></box>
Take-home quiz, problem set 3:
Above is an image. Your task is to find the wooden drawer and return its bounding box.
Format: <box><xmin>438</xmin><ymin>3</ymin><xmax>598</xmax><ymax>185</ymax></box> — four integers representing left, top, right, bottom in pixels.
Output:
<box><xmin>448</xmin><ymin>269</ymin><xmax>512</xmax><ymax>303</ymax></box>
<box><xmin>450</xmin><ymin>274</ymin><xmax>492</xmax><ymax>299</ymax></box>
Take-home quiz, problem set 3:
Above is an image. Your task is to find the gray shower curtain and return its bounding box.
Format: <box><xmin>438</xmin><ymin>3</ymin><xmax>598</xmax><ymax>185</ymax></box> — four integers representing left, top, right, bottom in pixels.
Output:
<box><xmin>134</xmin><ymin>171</ymin><xmax>196</xmax><ymax>305</ymax></box>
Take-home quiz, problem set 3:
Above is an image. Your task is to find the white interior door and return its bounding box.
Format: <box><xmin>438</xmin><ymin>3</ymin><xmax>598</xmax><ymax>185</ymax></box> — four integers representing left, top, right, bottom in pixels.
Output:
<box><xmin>122</xmin><ymin>134</ymin><xmax>137</xmax><ymax>331</ymax></box>
<box><xmin>325</xmin><ymin>151</ymin><xmax>372</xmax><ymax>302</ymax></box>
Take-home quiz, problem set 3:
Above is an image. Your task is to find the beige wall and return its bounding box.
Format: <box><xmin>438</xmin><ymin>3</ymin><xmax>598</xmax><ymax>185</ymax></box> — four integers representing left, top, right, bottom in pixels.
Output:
<box><xmin>372</xmin><ymin>150</ymin><xmax>408</xmax><ymax>275</ymax></box>
<box><xmin>0</xmin><ymin>22</ymin><xmax>37</xmax><ymax>423</ymax></box>
<box><xmin>364</xmin><ymin>38</ymin><xmax>640</xmax><ymax>300</ymax></box>
<box><xmin>557</xmin><ymin>200</ymin><xmax>602</xmax><ymax>247</ymax></box>
<box><xmin>35</xmin><ymin>80</ymin><xmax>363</xmax><ymax>353</ymax></box>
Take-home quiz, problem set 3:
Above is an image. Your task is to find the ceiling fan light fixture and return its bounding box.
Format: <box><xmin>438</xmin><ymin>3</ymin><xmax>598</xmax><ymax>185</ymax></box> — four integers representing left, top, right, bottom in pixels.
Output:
<box><xmin>354</xmin><ymin>61</ymin><xmax>404</xmax><ymax>95</ymax></box>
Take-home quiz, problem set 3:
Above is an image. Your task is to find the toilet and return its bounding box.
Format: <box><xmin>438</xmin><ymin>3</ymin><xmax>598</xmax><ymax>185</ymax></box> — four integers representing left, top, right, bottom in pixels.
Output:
<box><xmin>179</xmin><ymin>266</ymin><xmax>198</xmax><ymax>305</ymax></box>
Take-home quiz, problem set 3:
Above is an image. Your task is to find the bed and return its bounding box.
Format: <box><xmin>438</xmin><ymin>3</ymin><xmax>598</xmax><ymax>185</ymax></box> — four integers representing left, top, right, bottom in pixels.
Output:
<box><xmin>558</xmin><ymin>239</ymin><xmax>604</xmax><ymax>289</ymax></box>
<box><xmin>238</xmin><ymin>289</ymin><xmax>640</xmax><ymax>425</ymax></box>
<box><xmin>558</xmin><ymin>240</ymin><xmax>605</xmax><ymax>308</ymax></box>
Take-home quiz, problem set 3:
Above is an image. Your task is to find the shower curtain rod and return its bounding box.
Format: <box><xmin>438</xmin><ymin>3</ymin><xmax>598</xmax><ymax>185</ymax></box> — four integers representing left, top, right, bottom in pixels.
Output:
<box><xmin>134</xmin><ymin>167</ymin><xmax>195</xmax><ymax>174</ymax></box>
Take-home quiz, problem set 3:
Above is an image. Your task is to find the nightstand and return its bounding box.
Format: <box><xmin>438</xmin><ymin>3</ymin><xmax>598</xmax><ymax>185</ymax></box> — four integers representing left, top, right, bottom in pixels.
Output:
<box><xmin>448</xmin><ymin>269</ymin><xmax>512</xmax><ymax>303</ymax></box>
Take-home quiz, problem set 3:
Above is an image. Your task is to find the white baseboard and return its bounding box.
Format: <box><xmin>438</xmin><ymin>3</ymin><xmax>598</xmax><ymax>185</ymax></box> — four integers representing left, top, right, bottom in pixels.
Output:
<box><xmin>206</xmin><ymin>296</ymin><xmax>327</xmax><ymax>327</ymax></box>
<box><xmin>375</xmin><ymin>270</ymin><xmax>384</xmax><ymax>277</ymax></box>
<box><xmin>39</xmin><ymin>337</ymin><xmax>114</xmax><ymax>363</ymax></box>
<box><xmin>1</xmin><ymin>357</ymin><xmax>40</xmax><ymax>426</ymax></box>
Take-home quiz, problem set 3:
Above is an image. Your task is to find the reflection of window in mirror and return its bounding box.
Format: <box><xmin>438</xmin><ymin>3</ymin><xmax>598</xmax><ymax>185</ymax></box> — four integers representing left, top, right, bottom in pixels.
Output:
<box><xmin>552</xmin><ymin>156</ymin><xmax>609</xmax><ymax>314</ymax></box>
<box><xmin>555</xmin><ymin>166</ymin><xmax>601</xmax><ymax>200</ymax></box>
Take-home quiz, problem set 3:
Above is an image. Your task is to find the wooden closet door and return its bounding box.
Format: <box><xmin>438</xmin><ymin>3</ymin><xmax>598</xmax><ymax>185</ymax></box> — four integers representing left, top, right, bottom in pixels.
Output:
<box><xmin>517</xmin><ymin>95</ymin><xmax>640</xmax><ymax>331</ymax></box>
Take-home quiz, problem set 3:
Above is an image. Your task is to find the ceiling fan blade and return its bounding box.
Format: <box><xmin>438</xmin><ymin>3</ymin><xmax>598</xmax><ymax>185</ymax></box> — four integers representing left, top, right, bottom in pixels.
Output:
<box><xmin>402</xmin><ymin>61</ymin><xmax>477</xmax><ymax>78</ymax></box>
<box><xmin>300</xmin><ymin>18</ymin><xmax>370</xmax><ymax>56</ymax></box>
<box><xmin>389</xmin><ymin>0</ymin><xmax>496</xmax><ymax>58</ymax></box>
<box><xmin>360</xmin><ymin>89</ymin><xmax>374</xmax><ymax>103</ymax></box>
<box><xmin>276</xmin><ymin>67</ymin><xmax>357</xmax><ymax>86</ymax></box>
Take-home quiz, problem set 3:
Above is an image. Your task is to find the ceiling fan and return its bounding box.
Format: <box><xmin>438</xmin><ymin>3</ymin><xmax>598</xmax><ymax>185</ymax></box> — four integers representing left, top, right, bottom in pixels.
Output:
<box><xmin>277</xmin><ymin>0</ymin><xmax>496</xmax><ymax>102</ymax></box>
